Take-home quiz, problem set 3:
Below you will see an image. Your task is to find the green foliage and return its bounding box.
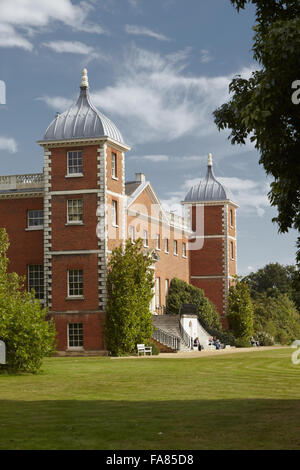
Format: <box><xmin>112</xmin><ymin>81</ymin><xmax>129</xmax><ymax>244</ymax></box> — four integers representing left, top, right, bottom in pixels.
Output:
<box><xmin>234</xmin><ymin>336</ymin><xmax>251</xmax><ymax>348</ymax></box>
<box><xmin>253</xmin><ymin>292</ymin><xmax>300</xmax><ymax>345</ymax></box>
<box><xmin>145</xmin><ymin>340</ymin><xmax>160</xmax><ymax>356</ymax></box>
<box><xmin>0</xmin><ymin>228</ymin><xmax>56</xmax><ymax>373</ymax></box>
<box><xmin>166</xmin><ymin>277</ymin><xmax>221</xmax><ymax>330</ymax></box>
<box><xmin>227</xmin><ymin>278</ymin><xmax>254</xmax><ymax>344</ymax></box>
<box><xmin>214</xmin><ymin>1</ymin><xmax>300</xmax><ymax>262</ymax></box>
<box><xmin>105</xmin><ymin>238</ymin><xmax>154</xmax><ymax>356</ymax></box>
<box><xmin>243</xmin><ymin>263</ymin><xmax>300</xmax><ymax>309</ymax></box>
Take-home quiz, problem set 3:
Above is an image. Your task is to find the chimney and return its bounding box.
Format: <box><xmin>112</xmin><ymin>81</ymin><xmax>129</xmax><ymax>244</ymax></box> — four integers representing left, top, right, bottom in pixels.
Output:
<box><xmin>135</xmin><ymin>173</ymin><xmax>146</xmax><ymax>183</ymax></box>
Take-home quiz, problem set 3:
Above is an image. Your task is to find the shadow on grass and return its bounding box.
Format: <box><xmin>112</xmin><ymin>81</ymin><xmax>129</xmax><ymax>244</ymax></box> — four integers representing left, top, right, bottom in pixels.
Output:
<box><xmin>0</xmin><ymin>398</ymin><xmax>300</xmax><ymax>450</ymax></box>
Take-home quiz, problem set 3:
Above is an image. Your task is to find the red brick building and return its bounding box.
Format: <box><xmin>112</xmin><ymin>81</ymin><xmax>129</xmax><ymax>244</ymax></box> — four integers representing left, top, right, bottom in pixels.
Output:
<box><xmin>0</xmin><ymin>69</ymin><xmax>237</xmax><ymax>353</ymax></box>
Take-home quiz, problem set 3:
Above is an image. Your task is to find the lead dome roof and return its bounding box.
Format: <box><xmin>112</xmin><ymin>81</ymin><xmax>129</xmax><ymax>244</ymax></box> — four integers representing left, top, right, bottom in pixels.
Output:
<box><xmin>184</xmin><ymin>154</ymin><xmax>233</xmax><ymax>203</ymax></box>
<box><xmin>43</xmin><ymin>69</ymin><xmax>124</xmax><ymax>144</ymax></box>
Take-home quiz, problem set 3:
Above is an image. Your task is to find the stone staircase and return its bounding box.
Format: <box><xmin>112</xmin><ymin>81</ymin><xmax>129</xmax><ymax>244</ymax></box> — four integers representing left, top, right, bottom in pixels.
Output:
<box><xmin>152</xmin><ymin>315</ymin><xmax>192</xmax><ymax>352</ymax></box>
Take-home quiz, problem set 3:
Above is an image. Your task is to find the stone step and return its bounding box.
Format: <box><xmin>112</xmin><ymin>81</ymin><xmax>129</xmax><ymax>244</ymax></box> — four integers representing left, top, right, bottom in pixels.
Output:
<box><xmin>152</xmin><ymin>314</ymin><xmax>192</xmax><ymax>351</ymax></box>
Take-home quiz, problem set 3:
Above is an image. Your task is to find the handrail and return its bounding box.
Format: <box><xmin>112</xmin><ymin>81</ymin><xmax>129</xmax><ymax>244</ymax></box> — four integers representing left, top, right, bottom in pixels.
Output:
<box><xmin>0</xmin><ymin>173</ymin><xmax>44</xmax><ymax>190</ymax></box>
<box><xmin>178</xmin><ymin>321</ymin><xmax>193</xmax><ymax>349</ymax></box>
<box><xmin>152</xmin><ymin>326</ymin><xmax>180</xmax><ymax>351</ymax></box>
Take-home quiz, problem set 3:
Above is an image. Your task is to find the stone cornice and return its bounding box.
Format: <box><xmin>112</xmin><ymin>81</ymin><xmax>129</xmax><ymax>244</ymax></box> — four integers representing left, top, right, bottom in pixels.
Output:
<box><xmin>37</xmin><ymin>136</ymin><xmax>131</xmax><ymax>153</ymax></box>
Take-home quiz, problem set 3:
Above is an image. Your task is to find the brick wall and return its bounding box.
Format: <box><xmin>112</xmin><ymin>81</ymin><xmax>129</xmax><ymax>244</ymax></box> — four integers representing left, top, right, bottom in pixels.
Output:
<box><xmin>0</xmin><ymin>196</ymin><xmax>44</xmax><ymax>278</ymax></box>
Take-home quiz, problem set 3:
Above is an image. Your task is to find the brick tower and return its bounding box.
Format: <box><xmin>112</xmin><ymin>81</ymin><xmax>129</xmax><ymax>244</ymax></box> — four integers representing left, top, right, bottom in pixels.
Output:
<box><xmin>38</xmin><ymin>69</ymin><xmax>130</xmax><ymax>352</ymax></box>
<box><xmin>183</xmin><ymin>154</ymin><xmax>238</xmax><ymax>323</ymax></box>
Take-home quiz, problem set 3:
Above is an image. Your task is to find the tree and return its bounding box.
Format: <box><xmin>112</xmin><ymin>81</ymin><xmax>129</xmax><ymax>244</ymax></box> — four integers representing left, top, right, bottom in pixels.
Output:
<box><xmin>227</xmin><ymin>278</ymin><xmax>254</xmax><ymax>346</ymax></box>
<box><xmin>166</xmin><ymin>277</ymin><xmax>222</xmax><ymax>330</ymax></box>
<box><xmin>243</xmin><ymin>262</ymin><xmax>300</xmax><ymax>311</ymax></box>
<box><xmin>105</xmin><ymin>238</ymin><xmax>154</xmax><ymax>356</ymax></box>
<box><xmin>253</xmin><ymin>292</ymin><xmax>300</xmax><ymax>345</ymax></box>
<box><xmin>0</xmin><ymin>228</ymin><xmax>56</xmax><ymax>373</ymax></box>
<box><xmin>214</xmin><ymin>1</ymin><xmax>300</xmax><ymax>262</ymax></box>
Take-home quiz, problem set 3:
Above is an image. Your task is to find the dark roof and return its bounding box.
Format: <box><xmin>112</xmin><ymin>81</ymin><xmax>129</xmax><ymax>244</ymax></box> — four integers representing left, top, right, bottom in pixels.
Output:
<box><xmin>125</xmin><ymin>181</ymin><xmax>142</xmax><ymax>196</ymax></box>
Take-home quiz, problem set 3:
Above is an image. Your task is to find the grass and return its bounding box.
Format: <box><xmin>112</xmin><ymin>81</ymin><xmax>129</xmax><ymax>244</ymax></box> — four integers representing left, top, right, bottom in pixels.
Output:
<box><xmin>0</xmin><ymin>348</ymin><xmax>300</xmax><ymax>450</ymax></box>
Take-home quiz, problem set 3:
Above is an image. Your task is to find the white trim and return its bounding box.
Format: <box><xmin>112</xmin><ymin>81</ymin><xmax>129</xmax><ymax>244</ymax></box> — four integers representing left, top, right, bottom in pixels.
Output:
<box><xmin>51</xmin><ymin>250</ymin><xmax>101</xmax><ymax>255</ymax></box>
<box><xmin>107</xmin><ymin>190</ymin><xmax>126</xmax><ymax>199</ymax></box>
<box><xmin>65</xmin><ymin>174</ymin><xmax>84</xmax><ymax>179</ymax></box>
<box><xmin>50</xmin><ymin>189</ymin><xmax>98</xmax><ymax>195</ymax></box>
<box><xmin>25</xmin><ymin>226</ymin><xmax>43</xmax><ymax>231</ymax></box>
<box><xmin>0</xmin><ymin>192</ymin><xmax>44</xmax><ymax>199</ymax></box>
<box><xmin>182</xmin><ymin>199</ymin><xmax>239</xmax><ymax>209</ymax></box>
<box><xmin>191</xmin><ymin>275</ymin><xmax>225</xmax><ymax>279</ymax></box>
<box><xmin>38</xmin><ymin>136</ymin><xmax>131</xmax><ymax>152</ymax></box>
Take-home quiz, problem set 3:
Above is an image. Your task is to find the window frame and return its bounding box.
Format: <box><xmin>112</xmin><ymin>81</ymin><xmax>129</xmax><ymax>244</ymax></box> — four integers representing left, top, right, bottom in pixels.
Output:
<box><xmin>230</xmin><ymin>241</ymin><xmax>234</xmax><ymax>260</ymax></box>
<box><xmin>182</xmin><ymin>242</ymin><xmax>187</xmax><ymax>258</ymax></box>
<box><xmin>230</xmin><ymin>209</ymin><xmax>234</xmax><ymax>228</ymax></box>
<box><xmin>173</xmin><ymin>240</ymin><xmax>178</xmax><ymax>256</ymax></box>
<box><xmin>164</xmin><ymin>238</ymin><xmax>169</xmax><ymax>254</ymax></box>
<box><xmin>129</xmin><ymin>225</ymin><xmax>135</xmax><ymax>243</ymax></box>
<box><xmin>67</xmin><ymin>150</ymin><xmax>83</xmax><ymax>176</ymax></box>
<box><xmin>67</xmin><ymin>269</ymin><xmax>84</xmax><ymax>298</ymax></box>
<box><xmin>165</xmin><ymin>278</ymin><xmax>169</xmax><ymax>302</ymax></box>
<box><xmin>112</xmin><ymin>200</ymin><xmax>118</xmax><ymax>227</ymax></box>
<box><xmin>28</xmin><ymin>265</ymin><xmax>44</xmax><ymax>300</ymax></box>
<box><xmin>155</xmin><ymin>277</ymin><xmax>161</xmax><ymax>309</ymax></box>
<box><xmin>143</xmin><ymin>229</ymin><xmax>149</xmax><ymax>247</ymax></box>
<box><xmin>67</xmin><ymin>199</ymin><xmax>83</xmax><ymax>224</ymax></box>
<box><xmin>27</xmin><ymin>210</ymin><xmax>44</xmax><ymax>229</ymax></box>
<box><xmin>68</xmin><ymin>323</ymin><xmax>84</xmax><ymax>350</ymax></box>
<box><xmin>155</xmin><ymin>233</ymin><xmax>161</xmax><ymax>251</ymax></box>
<box><xmin>111</xmin><ymin>152</ymin><xmax>118</xmax><ymax>179</ymax></box>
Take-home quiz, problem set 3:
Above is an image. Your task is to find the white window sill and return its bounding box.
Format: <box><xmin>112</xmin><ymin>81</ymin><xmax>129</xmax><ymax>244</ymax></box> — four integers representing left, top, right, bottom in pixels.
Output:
<box><xmin>65</xmin><ymin>222</ymin><xmax>84</xmax><ymax>226</ymax></box>
<box><xmin>112</xmin><ymin>176</ymin><xmax>118</xmax><ymax>181</ymax></box>
<box><xmin>26</xmin><ymin>226</ymin><xmax>44</xmax><ymax>231</ymax></box>
<box><xmin>65</xmin><ymin>174</ymin><xmax>84</xmax><ymax>178</ymax></box>
<box><xmin>182</xmin><ymin>255</ymin><xmax>187</xmax><ymax>259</ymax></box>
<box><xmin>112</xmin><ymin>224</ymin><xmax>119</xmax><ymax>228</ymax></box>
<box><xmin>67</xmin><ymin>347</ymin><xmax>84</xmax><ymax>351</ymax></box>
<box><xmin>165</xmin><ymin>251</ymin><xmax>169</xmax><ymax>254</ymax></box>
<box><xmin>174</xmin><ymin>253</ymin><xmax>178</xmax><ymax>257</ymax></box>
<box><xmin>66</xmin><ymin>296</ymin><xmax>84</xmax><ymax>300</ymax></box>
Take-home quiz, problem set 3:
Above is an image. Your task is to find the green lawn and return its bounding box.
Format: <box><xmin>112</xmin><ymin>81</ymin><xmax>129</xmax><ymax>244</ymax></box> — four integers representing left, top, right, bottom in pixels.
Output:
<box><xmin>0</xmin><ymin>348</ymin><xmax>300</xmax><ymax>450</ymax></box>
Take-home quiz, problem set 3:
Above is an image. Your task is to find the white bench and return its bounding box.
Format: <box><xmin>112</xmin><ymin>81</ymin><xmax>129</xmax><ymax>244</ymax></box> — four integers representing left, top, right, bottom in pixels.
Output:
<box><xmin>137</xmin><ymin>344</ymin><xmax>152</xmax><ymax>356</ymax></box>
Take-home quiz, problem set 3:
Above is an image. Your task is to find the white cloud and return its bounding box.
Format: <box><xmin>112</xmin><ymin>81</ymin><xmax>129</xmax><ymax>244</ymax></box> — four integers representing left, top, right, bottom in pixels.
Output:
<box><xmin>160</xmin><ymin>175</ymin><xmax>270</xmax><ymax>218</ymax></box>
<box><xmin>88</xmin><ymin>46</ymin><xmax>255</xmax><ymax>144</ymax></box>
<box><xmin>200</xmin><ymin>49</ymin><xmax>213</xmax><ymax>64</ymax></box>
<box><xmin>125</xmin><ymin>25</ymin><xmax>170</xmax><ymax>41</ymax></box>
<box><xmin>143</xmin><ymin>155</ymin><xmax>170</xmax><ymax>162</ymax></box>
<box><xmin>41</xmin><ymin>40</ymin><xmax>103</xmax><ymax>60</ymax></box>
<box><xmin>0</xmin><ymin>23</ymin><xmax>33</xmax><ymax>51</ymax></box>
<box><xmin>42</xmin><ymin>40</ymin><xmax>92</xmax><ymax>55</ymax></box>
<box><xmin>0</xmin><ymin>0</ymin><xmax>105</xmax><ymax>51</ymax></box>
<box><xmin>39</xmin><ymin>45</ymin><xmax>255</xmax><ymax>146</ymax></box>
<box><xmin>128</xmin><ymin>0</ymin><xmax>139</xmax><ymax>7</ymax></box>
<box><xmin>130</xmin><ymin>154</ymin><xmax>207</xmax><ymax>164</ymax></box>
<box><xmin>37</xmin><ymin>96</ymin><xmax>73</xmax><ymax>112</ymax></box>
<box><xmin>0</xmin><ymin>137</ymin><xmax>18</xmax><ymax>153</ymax></box>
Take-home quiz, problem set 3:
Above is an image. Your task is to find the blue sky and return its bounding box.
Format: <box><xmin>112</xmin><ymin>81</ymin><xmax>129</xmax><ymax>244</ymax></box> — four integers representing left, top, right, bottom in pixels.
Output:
<box><xmin>0</xmin><ymin>0</ymin><xmax>298</xmax><ymax>275</ymax></box>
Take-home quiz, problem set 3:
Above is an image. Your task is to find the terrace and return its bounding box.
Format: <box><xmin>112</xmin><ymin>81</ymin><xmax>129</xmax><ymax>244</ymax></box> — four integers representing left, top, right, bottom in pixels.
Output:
<box><xmin>0</xmin><ymin>173</ymin><xmax>44</xmax><ymax>192</ymax></box>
